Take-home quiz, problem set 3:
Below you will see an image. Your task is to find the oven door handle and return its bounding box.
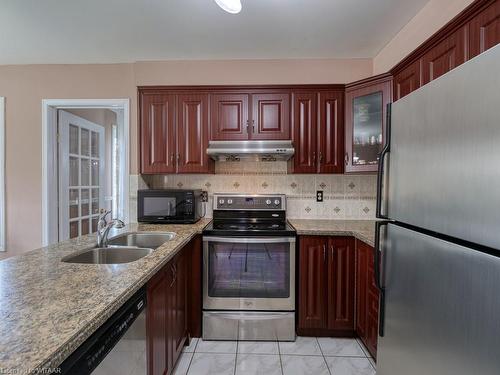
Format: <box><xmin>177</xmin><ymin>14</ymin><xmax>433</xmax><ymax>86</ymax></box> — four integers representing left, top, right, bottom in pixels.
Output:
<box><xmin>202</xmin><ymin>236</ymin><xmax>296</xmax><ymax>244</ymax></box>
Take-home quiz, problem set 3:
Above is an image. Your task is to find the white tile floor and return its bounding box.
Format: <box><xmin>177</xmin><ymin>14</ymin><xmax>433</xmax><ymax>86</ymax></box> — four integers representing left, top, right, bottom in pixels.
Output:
<box><xmin>174</xmin><ymin>337</ymin><xmax>376</xmax><ymax>375</ymax></box>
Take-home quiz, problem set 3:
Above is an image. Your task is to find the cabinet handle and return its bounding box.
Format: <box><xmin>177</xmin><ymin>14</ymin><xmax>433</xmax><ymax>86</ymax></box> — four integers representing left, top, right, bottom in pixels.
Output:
<box><xmin>312</xmin><ymin>152</ymin><xmax>316</xmax><ymax>166</ymax></box>
<box><xmin>170</xmin><ymin>153</ymin><xmax>174</xmax><ymax>163</ymax></box>
<box><xmin>252</xmin><ymin>120</ymin><xmax>255</xmax><ymax>133</ymax></box>
<box><xmin>344</xmin><ymin>152</ymin><xmax>349</xmax><ymax>166</ymax></box>
<box><xmin>330</xmin><ymin>245</ymin><xmax>334</xmax><ymax>258</ymax></box>
<box><xmin>319</xmin><ymin>152</ymin><xmax>323</xmax><ymax>164</ymax></box>
<box><xmin>323</xmin><ymin>244</ymin><xmax>326</xmax><ymax>263</ymax></box>
<box><xmin>169</xmin><ymin>265</ymin><xmax>176</xmax><ymax>287</ymax></box>
<box><xmin>246</xmin><ymin>120</ymin><xmax>250</xmax><ymax>133</ymax></box>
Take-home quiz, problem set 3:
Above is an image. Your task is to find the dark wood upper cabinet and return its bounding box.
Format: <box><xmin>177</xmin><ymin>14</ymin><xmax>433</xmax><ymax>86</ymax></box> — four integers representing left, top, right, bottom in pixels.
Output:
<box><xmin>292</xmin><ymin>92</ymin><xmax>317</xmax><ymax>173</ymax></box>
<box><xmin>298</xmin><ymin>236</ymin><xmax>355</xmax><ymax>336</ymax></box>
<box><xmin>251</xmin><ymin>92</ymin><xmax>291</xmax><ymax>140</ymax></box>
<box><xmin>291</xmin><ymin>89</ymin><xmax>344</xmax><ymax>174</ymax></box>
<box><xmin>298</xmin><ymin>236</ymin><xmax>327</xmax><ymax>331</ymax></box>
<box><xmin>210</xmin><ymin>91</ymin><xmax>290</xmax><ymax>141</ymax></box>
<box><xmin>140</xmin><ymin>90</ymin><xmax>213</xmax><ymax>174</ymax></box>
<box><xmin>327</xmin><ymin>237</ymin><xmax>355</xmax><ymax>331</ymax></box>
<box><xmin>318</xmin><ymin>91</ymin><xmax>344</xmax><ymax>174</ymax></box>
<box><xmin>210</xmin><ymin>93</ymin><xmax>249</xmax><ymax>140</ymax></box>
<box><xmin>469</xmin><ymin>1</ymin><xmax>500</xmax><ymax>58</ymax></box>
<box><xmin>421</xmin><ymin>27</ymin><xmax>467</xmax><ymax>84</ymax></box>
<box><xmin>177</xmin><ymin>94</ymin><xmax>212</xmax><ymax>173</ymax></box>
<box><xmin>393</xmin><ymin>60</ymin><xmax>421</xmax><ymax>101</ymax></box>
<box><xmin>345</xmin><ymin>75</ymin><xmax>392</xmax><ymax>174</ymax></box>
<box><xmin>391</xmin><ymin>0</ymin><xmax>500</xmax><ymax>101</ymax></box>
<box><xmin>140</xmin><ymin>93</ymin><xmax>176</xmax><ymax>174</ymax></box>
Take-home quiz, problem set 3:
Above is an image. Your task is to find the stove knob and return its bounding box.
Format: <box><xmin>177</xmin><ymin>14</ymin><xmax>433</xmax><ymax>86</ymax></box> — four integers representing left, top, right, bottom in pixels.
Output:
<box><xmin>266</xmin><ymin>199</ymin><xmax>271</xmax><ymax>205</ymax></box>
<box><xmin>274</xmin><ymin>199</ymin><xmax>280</xmax><ymax>206</ymax></box>
<box><xmin>227</xmin><ymin>199</ymin><xmax>233</xmax><ymax>205</ymax></box>
<box><xmin>219</xmin><ymin>199</ymin><xmax>225</xmax><ymax>205</ymax></box>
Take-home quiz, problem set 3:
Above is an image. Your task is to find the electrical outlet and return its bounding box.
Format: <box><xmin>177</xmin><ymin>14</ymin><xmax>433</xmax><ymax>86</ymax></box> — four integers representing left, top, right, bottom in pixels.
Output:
<box><xmin>201</xmin><ymin>191</ymin><xmax>208</xmax><ymax>202</ymax></box>
<box><xmin>316</xmin><ymin>190</ymin><xmax>323</xmax><ymax>202</ymax></box>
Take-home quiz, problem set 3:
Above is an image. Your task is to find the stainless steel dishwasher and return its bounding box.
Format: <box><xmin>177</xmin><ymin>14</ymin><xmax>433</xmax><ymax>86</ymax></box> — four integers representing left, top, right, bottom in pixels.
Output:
<box><xmin>60</xmin><ymin>287</ymin><xmax>147</xmax><ymax>375</ymax></box>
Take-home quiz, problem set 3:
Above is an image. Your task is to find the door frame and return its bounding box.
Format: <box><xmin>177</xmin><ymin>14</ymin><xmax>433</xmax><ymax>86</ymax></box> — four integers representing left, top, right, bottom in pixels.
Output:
<box><xmin>0</xmin><ymin>98</ymin><xmax>5</xmax><ymax>251</ymax></box>
<box><xmin>41</xmin><ymin>99</ymin><xmax>130</xmax><ymax>246</ymax></box>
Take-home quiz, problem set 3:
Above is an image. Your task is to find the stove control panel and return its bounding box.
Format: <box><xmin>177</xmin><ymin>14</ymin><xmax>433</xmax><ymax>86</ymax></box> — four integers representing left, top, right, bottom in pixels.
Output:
<box><xmin>213</xmin><ymin>194</ymin><xmax>286</xmax><ymax>210</ymax></box>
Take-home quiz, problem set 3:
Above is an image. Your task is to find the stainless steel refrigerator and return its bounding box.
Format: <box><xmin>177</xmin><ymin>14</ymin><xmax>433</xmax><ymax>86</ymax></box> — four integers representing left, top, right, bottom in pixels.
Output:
<box><xmin>375</xmin><ymin>44</ymin><xmax>500</xmax><ymax>375</ymax></box>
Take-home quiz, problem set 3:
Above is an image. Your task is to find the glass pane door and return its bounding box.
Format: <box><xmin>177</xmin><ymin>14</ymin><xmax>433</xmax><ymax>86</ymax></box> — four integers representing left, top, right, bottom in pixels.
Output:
<box><xmin>58</xmin><ymin>111</ymin><xmax>105</xmax><ymax>240</ymax></box>
<box><xmin>352</xmin><ymin>91</ymin><xmax>383</xmax><ymax>166</ymax></box>
<box><xmin>207</xmin><ymin>240</ymin><xmax>290</xmax><ymax>299</ymax></box>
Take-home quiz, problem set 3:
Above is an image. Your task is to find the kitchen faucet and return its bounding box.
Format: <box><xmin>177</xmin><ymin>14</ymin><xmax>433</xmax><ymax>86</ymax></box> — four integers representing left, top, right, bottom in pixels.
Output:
<box><xmin>97</xmin><ymin>209</ymin><xmax>125</xmax><ymax>248</ymax></box>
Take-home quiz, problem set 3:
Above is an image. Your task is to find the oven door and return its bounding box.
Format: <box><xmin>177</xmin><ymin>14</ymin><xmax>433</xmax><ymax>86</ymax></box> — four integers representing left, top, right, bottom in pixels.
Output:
<box><xmin>203</xmin><ymin>236</ymin><xmax>296</xmax><ymax>311</ymax></box>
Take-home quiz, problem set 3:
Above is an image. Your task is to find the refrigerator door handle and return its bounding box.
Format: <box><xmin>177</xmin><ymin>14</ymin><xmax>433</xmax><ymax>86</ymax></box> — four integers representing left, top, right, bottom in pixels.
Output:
<box><xmin>376</xmin><ymin>103</ymin><xmax>392</xmax><ymax>219</ymax></box>
<box><xmin>374</xmin><ymin>220</ymin><xmax>389</xmax><ymax>337</ymax></box>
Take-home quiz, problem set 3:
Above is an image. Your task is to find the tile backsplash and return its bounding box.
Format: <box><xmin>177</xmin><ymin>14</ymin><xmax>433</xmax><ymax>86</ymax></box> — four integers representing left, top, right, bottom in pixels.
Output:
<box><xmin>130</xmin><ymin>161</ymin><xmax>376</xmax><ymax>222</ymax></box>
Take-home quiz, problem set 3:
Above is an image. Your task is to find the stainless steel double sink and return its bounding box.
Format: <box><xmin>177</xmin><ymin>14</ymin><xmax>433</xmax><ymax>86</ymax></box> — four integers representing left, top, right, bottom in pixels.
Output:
<box><xmin>62</xmin><ymin>232</ymin><xmax>176</xmax><ymax>265</ymax></box>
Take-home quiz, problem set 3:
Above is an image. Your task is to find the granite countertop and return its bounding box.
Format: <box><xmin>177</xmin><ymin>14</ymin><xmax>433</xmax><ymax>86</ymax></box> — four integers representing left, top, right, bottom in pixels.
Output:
<box><xmin>0</xmin><ymin>219</ymin><xmax>210</xmax><ymax>374</ymax></box>
<box><xmin>288</xmin><ymin>219</ymin><xmax>377</xmax><ymax>247</ymax></box>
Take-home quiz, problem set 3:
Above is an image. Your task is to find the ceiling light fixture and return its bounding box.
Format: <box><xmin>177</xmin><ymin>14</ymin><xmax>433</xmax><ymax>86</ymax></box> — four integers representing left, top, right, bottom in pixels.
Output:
<box><xmin>214</xmin><ymin>0</ymin><xmax>242</xmax><ymax>14</ymax></box>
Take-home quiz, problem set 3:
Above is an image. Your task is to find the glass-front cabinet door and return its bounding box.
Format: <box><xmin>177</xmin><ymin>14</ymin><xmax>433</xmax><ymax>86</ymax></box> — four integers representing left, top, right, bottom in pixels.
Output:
<box><xmin>345</xmin><ymin>75</ymin><xmax>392</xmax><ymax>173</ymax></box>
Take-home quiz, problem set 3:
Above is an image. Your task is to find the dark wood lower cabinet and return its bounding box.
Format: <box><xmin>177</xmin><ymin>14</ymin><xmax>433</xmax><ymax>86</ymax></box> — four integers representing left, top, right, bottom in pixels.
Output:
<box><xmin>147</xmin><ymin>269</ymin><xmax>168</xmax><ymax>375</ymax></box>
<box><xmin>298</xmin><ymin>236</ymin><xmax>355</xmax><ymax>336</ymax></box>
<box><xmin>147</xmin><ymin>241</ymin><xmax>191</xmax><ymax>375</ymax></box>
<box><xmin>355</xmin><ymin>239</ymin><xmax>379</xmax><ymax>358</ymax></box>
<box><xmin>298</xmin><ymin>236</ymin><xmax>379</xmax><ymax>358</ymax></box>
<box><xmin>298</xmin><ymin>236</ymin><xmax>328</xmax><ymax>331</ymax></box>
<box><xmin>188</xmin><ymin>235</ymin><xmax>202</xmax><ymax>338</ymax></box>
<box><xmin>327</xmin><ymin>237</ymin><xmax>355</xmax><ymax>331</ymax></box>
<box><xmin>171</xmin><ymin>247</ymin><xmax>188</xmax><ymax>365</ymax></box>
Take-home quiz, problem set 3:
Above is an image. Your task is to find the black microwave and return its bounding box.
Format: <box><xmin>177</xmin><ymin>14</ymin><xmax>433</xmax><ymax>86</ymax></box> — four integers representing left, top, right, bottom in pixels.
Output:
<box><xmin>137</xmin><ymin>189</ymin><xmax>203</xmax><ymax>224</ymax></box>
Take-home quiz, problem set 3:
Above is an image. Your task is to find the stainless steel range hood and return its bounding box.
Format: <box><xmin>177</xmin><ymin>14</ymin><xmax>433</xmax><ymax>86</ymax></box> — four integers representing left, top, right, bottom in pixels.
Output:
<box><xmin>207</xmin><ymin>140</ymin><xmax>294</xmax><ymax>161</ymax></box>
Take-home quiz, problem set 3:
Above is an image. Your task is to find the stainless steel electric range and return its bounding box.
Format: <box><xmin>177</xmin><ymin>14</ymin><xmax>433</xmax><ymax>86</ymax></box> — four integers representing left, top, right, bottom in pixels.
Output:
<box><xmin>202</xmin><ymin>193</ymin><xmax>296</xmax><ymax>341</ymax></box>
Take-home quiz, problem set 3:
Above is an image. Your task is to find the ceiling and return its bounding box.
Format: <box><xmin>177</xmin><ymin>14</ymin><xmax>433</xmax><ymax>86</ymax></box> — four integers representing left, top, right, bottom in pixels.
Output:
<box><xmin>0</xmin><ymin>0</ymin><xmax>431</xmax><ymax>65</ymax></box>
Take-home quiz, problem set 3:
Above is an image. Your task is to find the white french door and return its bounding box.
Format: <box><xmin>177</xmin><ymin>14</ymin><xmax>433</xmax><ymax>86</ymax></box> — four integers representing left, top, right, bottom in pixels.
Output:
<box><xmin>58</xmin><ymin>110</ymin><xmax>105</xmax><ymax>240</ymax></box>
